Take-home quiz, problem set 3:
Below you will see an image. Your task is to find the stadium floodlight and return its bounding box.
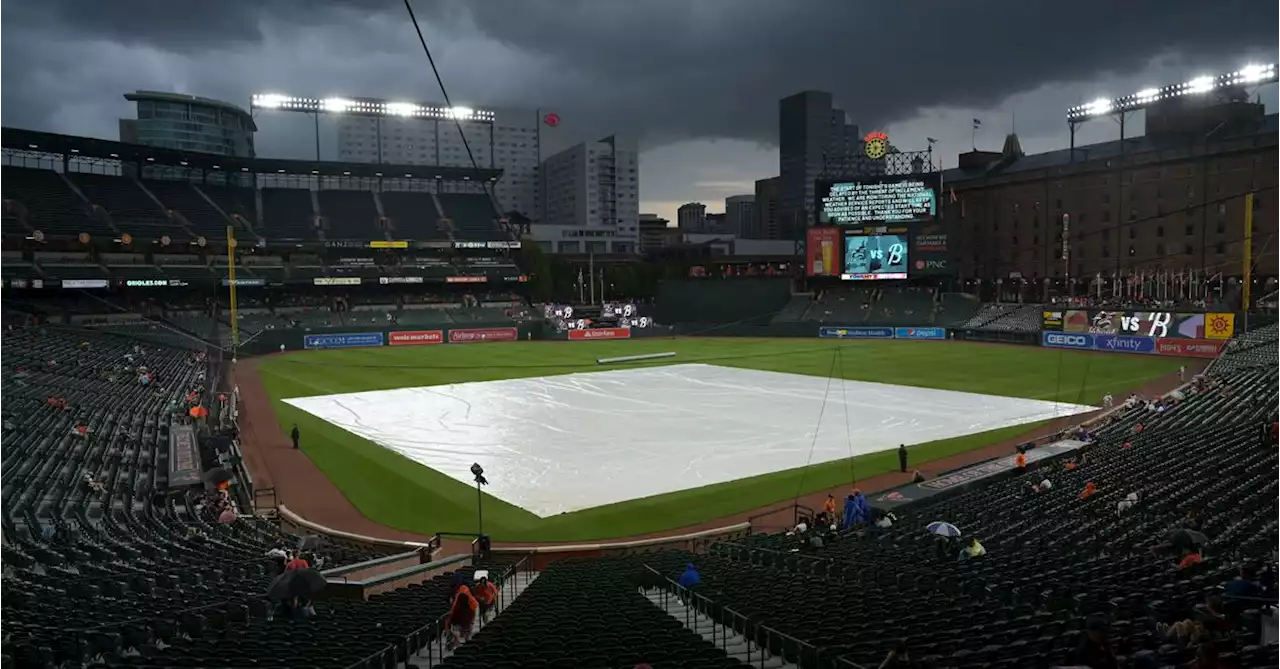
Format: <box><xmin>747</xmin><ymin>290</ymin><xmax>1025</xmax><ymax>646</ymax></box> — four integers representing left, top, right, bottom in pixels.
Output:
<box><xmin>250</xmin><ymin>92</ymin><xmax>495</xmax><ymax>121</ymax></box>
<box><xmin>1066</xmin><ymin>63</ymin><xmax>1278</xmax><ymax>122</ymax></box>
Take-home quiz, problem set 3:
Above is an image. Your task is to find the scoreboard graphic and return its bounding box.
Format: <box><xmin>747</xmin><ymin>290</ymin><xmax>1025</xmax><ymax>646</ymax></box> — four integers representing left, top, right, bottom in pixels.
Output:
<box><xmin>1042</xmin><ymin>310</ymin><xmax>1235</xmax><ymax>340</ymax></box>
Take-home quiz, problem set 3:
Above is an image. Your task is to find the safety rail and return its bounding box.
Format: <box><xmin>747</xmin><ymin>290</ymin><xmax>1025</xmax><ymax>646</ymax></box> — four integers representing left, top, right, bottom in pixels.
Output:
<box><xmin>391</xmin><ymin>552</ymin><xmax>535</xmax><ymax>667</ymax></box>
<box><xmin>343</xmin><ymin>642</ymin><xmax>394</xmax><ymax>669</ymax></box>
<box><xmin>641</xmin><ymin>564</ymin><xmax>842</xmax><ymax>669</ymax></box>
<box><xmin>745</xmin><ymin>501</ymin><xmax>814</xmax><ymax>534</ymax></box>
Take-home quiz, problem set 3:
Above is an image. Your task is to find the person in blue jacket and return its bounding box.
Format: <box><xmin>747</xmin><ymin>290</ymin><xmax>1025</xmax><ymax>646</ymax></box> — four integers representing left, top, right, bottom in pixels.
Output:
<box><xmin>842</xmin><ymin>489</ymin><xmax>871</xmax><ymax>529</ymax></box>
<box><xmin>677</xmin><ymin>563</ymin><xmax>701</xmax><ymax>589</ymax></box>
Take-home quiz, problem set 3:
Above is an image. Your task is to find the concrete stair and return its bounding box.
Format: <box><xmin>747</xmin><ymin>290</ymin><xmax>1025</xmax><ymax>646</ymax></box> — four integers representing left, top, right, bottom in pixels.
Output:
<box><xmin>643</xmin><ymin>588</ymin><xmax>796</xmax><ymax>669</ymax></box>
<box><xmin>400</xmin><ymin>569</ymin><xmax>539</xmax><ymax>668</ymax></box>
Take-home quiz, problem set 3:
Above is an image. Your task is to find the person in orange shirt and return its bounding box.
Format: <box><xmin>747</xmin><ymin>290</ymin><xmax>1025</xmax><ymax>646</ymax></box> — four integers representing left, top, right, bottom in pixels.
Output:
<box><xmin>1178</xmin><ymin>548</ymin><xmax>1203</xmax><ymax>570</ymax></box>
<box><xmin>472</xmin><ymin>571</ymin><xmax>500</xmax><ymax>622</ymax></box>
<box><xmin>1014</xmin><ymin>452</ymin><xmax>1027</xmax><ymax>470</ymax></box>
<box><xmin>447</xmin><ymin>583</ymin><xmax>479</xmax><ymax>647</ymax></box>
<box><xmin>1079</xmin><ymin>481</ymin><xmax>1097</xmax><ymax>500</ymax></box>
<box><xmin>822</xmin><ymin>494</ymin><xmax>837</xmax><ymax>518</ymax></box>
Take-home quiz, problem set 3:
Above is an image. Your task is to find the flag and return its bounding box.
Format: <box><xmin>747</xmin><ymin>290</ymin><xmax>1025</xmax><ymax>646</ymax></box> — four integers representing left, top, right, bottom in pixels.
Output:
<box><xmin>972</xmin><ymin>118</ymin><xmax>982</xmax><ymax>129</ymax></box>
<box><xmin>926</xmin><ymin>137</ymin><xmax>937</xmax><ymax>145</ymax></box>
<box><xmin>949</xmin><ymin>188</ymin><xmax>958</xmax><ymax>203</ymax></box>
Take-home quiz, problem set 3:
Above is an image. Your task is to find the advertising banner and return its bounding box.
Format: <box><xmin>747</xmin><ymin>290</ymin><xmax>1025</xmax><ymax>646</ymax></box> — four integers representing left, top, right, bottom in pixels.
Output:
<box><xmin>819</xmin><ymin>326</ymin><xmax>894</xmax><ymax>339</ymax></box>
<box><xmin>1042</xmin><ymin>332</ymin><xmax>1094</xmax><ymax>350</ymax></box>
<box><xmin>1204</xmin><ymin>313</ymin><xmax>1235</xmax><ymax>339</ymax></box>
<box><xmin>313</xmin><ymin>277</ymin><xmax>362</xmax><ymax>286</ymax></box>
<box><xmin>1155</xmin><ymin>338</ymin><xmax>1225</xmax><ymax>359</ymax></box>
<box><xmin>1060</xmin><ymin>310</ymin><xmax>1231</xmax><ymax>339</ymax></box>
<box><xmin>303</xmin><ymin>332</ymin><xmax>384</xmax><ymax>350</ymax></box>
<box><xmin>909</xmin><ymin>222</ymin><xmax>950</xmax><ymax>275</ymax></box>
<box><xmin>894</xmin><ymin>327</ymin><xmax>947</xmax><ymax>340</ymax></box>
<box><xmin>1093</xmin><ymin>334</ymin><xmax>1157</xmax><ymax>354</ymax></box>
<box><xmin>568</xmin><ymin>327</ymin><xmax>631</xmax><ymax>341</ymax></box>
<box><xmin>449</xmin><ymin>327</ymin><xmax>518</xmax><ymax>344</ymax></box>
<box><xmin>805</xmin><ymin>226</ymin><xmax>842</xmax><ymax>277</ymax></box>
<box><xmin>389</xmin><ymin>330</ymin><xmax>444</xmax><ymax>346</ymax></box>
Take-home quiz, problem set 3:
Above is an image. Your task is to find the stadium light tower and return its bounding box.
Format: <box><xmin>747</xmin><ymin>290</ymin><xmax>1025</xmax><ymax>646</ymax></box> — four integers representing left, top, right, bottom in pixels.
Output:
<box><xmin>249</xmin><ymin>93</ymin><xmax>495</xmax><ymax>162</ymax></box>
<box><xmin>1065</xmin><ymin>63</ymin><xmax>1277</xmax><ymax>160</ymax></box>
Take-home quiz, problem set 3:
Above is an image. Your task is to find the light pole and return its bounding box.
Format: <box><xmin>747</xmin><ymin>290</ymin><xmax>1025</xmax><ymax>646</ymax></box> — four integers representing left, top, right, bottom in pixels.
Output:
<box><xmin>470</xmin><ymin>463</ymin><xmax>488</xmax><ymax>536</ymax></box>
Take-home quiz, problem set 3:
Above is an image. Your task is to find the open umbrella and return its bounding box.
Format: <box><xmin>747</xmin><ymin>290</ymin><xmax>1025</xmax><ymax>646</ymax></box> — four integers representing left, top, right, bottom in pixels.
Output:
<box><xmin>204</xmin><ymin>467</ymin><xmax>233</xmax><ymax>486</ymax></box>
<box><xmin>926</xmin><ymin>521</ymin><xmax>962</xmax><ymax>538</ymax></box>
<box><xmin>1170</xmin><ymin>528</ymin><xmax>1209</xmax><ymax>551</ymax></box>
<box><xmin>266</xmin><ymin>567</ymin><xmax>327</xmax><ymax>600</ymax></box>
<box><xmin>297</xmin><ymin>535</ymin><xmax>324</xmax><ymax>552</ymax></box>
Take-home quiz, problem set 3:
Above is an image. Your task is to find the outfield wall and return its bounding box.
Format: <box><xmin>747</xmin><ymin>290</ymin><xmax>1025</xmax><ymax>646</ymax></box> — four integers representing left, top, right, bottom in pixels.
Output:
<box><xmin>237</xmin><ymin>322</ymin><xmax>540</xmax><ymax>355</ymax></box>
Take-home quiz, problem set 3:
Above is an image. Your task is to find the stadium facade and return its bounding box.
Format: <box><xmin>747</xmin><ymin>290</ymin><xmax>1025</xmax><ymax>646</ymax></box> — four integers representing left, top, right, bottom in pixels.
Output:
<box><xmin>119</xmin><ymin>91</ymin><xmax>256</xmax><ymax>158</ymax></box>
<box><xmin>335</xmin><ymin>106</ymin><xmax>570</xmax><ymax>229</ymax></box>
<box><xmin>941</xmin><ymin>111</ymin><xmax>1277</xmax><ymax>281</ymax></box>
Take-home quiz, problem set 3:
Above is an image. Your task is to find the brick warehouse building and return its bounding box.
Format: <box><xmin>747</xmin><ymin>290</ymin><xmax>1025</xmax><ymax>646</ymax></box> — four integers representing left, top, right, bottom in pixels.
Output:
<box><xmin>940</xmin><ymin>98</ymin><xmax>1277</xmax><ymax>288</ymax></box>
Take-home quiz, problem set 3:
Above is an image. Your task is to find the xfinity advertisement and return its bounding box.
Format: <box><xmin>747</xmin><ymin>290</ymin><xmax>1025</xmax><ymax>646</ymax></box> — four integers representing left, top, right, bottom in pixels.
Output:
<box><xmin>1042</xmin><ymin>331</ymin><xmax>1222</xmax><ymax>358</ymax></box>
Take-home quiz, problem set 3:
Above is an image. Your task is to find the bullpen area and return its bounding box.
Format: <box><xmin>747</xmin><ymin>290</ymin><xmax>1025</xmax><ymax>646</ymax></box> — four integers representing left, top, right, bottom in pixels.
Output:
<box><xmin>253</xmin><ymin>338</ymin><xmax>1185</xmax><ymax>542</ymax></box>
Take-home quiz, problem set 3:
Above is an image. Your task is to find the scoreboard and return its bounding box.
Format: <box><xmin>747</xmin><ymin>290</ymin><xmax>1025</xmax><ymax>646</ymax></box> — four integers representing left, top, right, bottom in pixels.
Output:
<box><xmin>1042</xmin><ymin>309</ymin><xmax>1235</xmax><ymax>340</ymax></box>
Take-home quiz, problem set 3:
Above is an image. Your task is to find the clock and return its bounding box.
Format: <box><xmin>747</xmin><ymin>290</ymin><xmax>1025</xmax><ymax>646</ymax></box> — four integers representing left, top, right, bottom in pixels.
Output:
<box><xmin>864</xmin><ymin>137</ymin><xmax>888</xmax><ymax>160</ymax></box>
<box><xmin>863</xmin><ymin>131</ymin><xmax>890</xmax><ymax>160</ymax></box>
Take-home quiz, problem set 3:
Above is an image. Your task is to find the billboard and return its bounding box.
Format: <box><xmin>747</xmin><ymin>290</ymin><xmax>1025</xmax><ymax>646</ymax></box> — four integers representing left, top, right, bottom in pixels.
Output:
<box><xmin>816</xmin><ymin>177</ymin><xmax>938</xmax><ymax>226</ymax></box>
<box><xmin>303</xmin><ymin>332</ymin><xmax>384</xmax><ymax>350</ymax></box>
<box><xmin>1155</xmin><ymin>338</ymin><xmax>1225</xmax><ymax>358</ymax></box>
<box><xmin>842</xmin><ymin>231</ymin><xmax>908</xmax><ymax>280</ymax></box>
<box><xmin>568</xmin><ymin>327</ymin><xmax>631</xmax><ymax>341</ymax></box>
<box><xmin>909</xmin><ymin>221</ymin><xmax>950</xmax><ymax>275</ymax></box>
<box><xmin>449</xmin><ymin>327</ymin><xmax>518</xmax><ymax>343</ymax></box>
<box><xmin>1042</xmin><ymin>332</ymin><xmax>1094</xmax><ymax>350</ymax></box>
<box><xmin>1093</xmin><ymin>334</ymin><xmax>1157</xmax><ymax>354</ymax></box>
<box><xmin>389</xmin><ymin>330</ymin><xmax>444</xmax><ymax>346</ymax></box>
<box><xmin>894</xmin><ymin>327</ymin><xmax>947</xmax><ymax>340</ymax></box>
<box><xmin>1053</xmin><ymin>310</ymin><xmax>1236</xmax><ymax>340</ymax></box>
<box><xmin>819</xmin><ymin>326</ymin><xmax>894</xmax><ymax>339</ymax></box>
<box><xmin>806</xmin><ymin>226</ymin><xmax>843</xmax><ymax>277</ymax></box>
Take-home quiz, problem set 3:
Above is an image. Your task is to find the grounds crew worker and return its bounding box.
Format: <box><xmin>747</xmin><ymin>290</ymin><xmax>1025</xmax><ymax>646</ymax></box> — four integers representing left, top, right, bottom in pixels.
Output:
<box><xmin>291</xmin><ymin>424</ymin><xmax>300</xmax><ymax>450</ymax></box>
<box><xmin>898</xmin><ymin>444</ymin><xmax>908</xmax><ymax>473</ymax></box>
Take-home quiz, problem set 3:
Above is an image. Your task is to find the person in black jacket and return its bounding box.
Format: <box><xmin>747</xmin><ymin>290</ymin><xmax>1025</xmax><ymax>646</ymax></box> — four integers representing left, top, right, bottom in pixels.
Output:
<box><xmin>898</xmin><ymin>444</ymin><xmax>908</xmax><ymax>473</ymax></box>
<box><xmin>291</xmin><ymin>424</ymin><xmax>300</xmax><ymax>450</ymax></box>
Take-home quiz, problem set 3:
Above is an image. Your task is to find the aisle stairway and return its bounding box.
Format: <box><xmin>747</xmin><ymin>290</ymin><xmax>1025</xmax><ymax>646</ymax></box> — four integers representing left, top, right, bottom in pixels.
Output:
<box><xmin>643</xmin><ymin>587</ymin><xmax>796</xmax><ymax>669</ymax></box>
<box><xmin>401</xmin><ymin>568</ymin><xmax>539</xmax><ymax>668</ymax></box>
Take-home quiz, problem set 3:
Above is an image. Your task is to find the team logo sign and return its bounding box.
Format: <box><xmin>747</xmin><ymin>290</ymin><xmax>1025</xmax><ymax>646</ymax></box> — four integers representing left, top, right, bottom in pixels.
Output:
<box><xmin>1205</xmin><ymin>313</ymin><xmax>1235</xmax><ymax>339</ymax></box>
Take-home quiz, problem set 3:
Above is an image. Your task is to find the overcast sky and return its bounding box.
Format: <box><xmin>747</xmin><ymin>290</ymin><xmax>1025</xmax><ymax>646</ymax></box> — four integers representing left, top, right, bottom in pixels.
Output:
<box><xmin>3</xmin><ymin>0</ymin><xmax>1276</xmax><ymax>224</ymax></box>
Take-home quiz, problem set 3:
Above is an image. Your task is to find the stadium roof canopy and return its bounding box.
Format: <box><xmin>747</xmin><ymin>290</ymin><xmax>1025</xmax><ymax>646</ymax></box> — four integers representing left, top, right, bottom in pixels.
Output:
<box><xmin>1</xmin><ymin>127</ymin><xmax>502</xmax><ymax>181</ymax></box>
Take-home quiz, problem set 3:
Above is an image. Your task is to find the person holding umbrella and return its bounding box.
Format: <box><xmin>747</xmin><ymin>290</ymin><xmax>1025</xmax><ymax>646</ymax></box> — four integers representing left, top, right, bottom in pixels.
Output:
<box><xmin>267</xmin><ymin>566</ymin><xmax>326</xmax><ymax>619</ymax></box>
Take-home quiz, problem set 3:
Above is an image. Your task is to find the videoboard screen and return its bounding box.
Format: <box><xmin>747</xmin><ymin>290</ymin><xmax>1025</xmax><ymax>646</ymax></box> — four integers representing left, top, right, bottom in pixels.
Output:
<box><xmin>817</xmin><ymin>178</ymin><xmax>937</xmax><ymax>226</ymax></box>
<box><xmin>842</xmin><ymin>232</ymin><xmax>908</xmax><ymax>280</ymax></box>
<box><xmin>1043</xmin><ymin>309</ymin><xmax>1235</xmax><ymax>339</ymax></box>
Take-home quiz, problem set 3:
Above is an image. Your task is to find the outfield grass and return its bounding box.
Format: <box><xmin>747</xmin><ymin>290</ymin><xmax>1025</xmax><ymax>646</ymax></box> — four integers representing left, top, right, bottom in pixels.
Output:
<box><xmin>256</xmin><ymin>338</ymin><xmax>1182</xmax><ymax>542</ymax></box>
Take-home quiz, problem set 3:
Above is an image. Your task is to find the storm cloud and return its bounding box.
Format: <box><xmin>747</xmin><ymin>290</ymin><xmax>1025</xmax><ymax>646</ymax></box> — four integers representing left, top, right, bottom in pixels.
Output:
<box><xmin>3</xmin><ymin>0</ymin><xmax>1276</xmax><ymax>220</ymax></box>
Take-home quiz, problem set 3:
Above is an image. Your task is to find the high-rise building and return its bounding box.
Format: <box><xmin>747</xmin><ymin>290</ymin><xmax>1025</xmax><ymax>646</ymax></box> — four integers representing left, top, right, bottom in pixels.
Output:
<box><xmin>754</xmin><ymin>177</ymin><xmax>781</xmax><ymax>240</ymax></box>
<box><xmin>334</xmin><ymin>107</ymin><xmax>568</xmax><ymax>224</ymax></box>
<box><xmin>725</xmin><ymin>194</ymin><xmax>755</xmax><ymax>237</ymax></box>
<box><xmin>119</xmin><ymin>91</ymin><xmax>256</xmax><ymax>157</ymax></box>
<box><xmin>778</xmin><ymin>91</ymin><xmax>882</xmax><ymax>238</ymax></box>
<box><xmin>677</xmin><ymin>202</ymin><xmax>707</xmax><ymax>232</ymax></box>
<box><xmin>638</xmin><ymin>213</ymin><xmax>670</xmax><ymax>253</ymax></box>
<box><xmin>536</xmin><ymin>135</ymin><xmax>640</xmax><ymax>254</ymax></box>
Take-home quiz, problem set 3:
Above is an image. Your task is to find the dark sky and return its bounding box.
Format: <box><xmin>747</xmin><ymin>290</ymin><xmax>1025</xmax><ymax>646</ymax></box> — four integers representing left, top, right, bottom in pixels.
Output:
<box><xmin>3</xmin><ymin>0</ymin><xmax>1276</xmax><ymax>222</ymax></box>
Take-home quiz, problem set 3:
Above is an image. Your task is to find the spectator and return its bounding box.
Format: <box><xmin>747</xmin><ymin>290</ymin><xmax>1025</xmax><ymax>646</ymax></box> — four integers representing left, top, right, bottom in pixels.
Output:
<box><xmin>1178</xmin><ymin>547</ymin><xmax>1204</xmax><ymax>570</ymax></box>
<box><xmin>843</xmin><ymin>490</ymin><xmax>870</xmax><ymax>529</ymax></box>
<box><xmin>1079</xmin><ymin>481</ymin><xmax>1097</xmax><ymax>500</ymax></box>
<box><xmin>286</xmin><ymin>554</ymin><xmax>310</xmax><ymax>572</ymax></box>
<box><xmin>446</xmin><ymin>583</ymin><xmax>479</xmax><ymax>648</ymax></box>
<box><xmin>959</xmin><ymin>537</ymin><xmax>986</xmax><ymax>562</ymax></box>
<box><xmin>1116</xmin><ymin>492</ymin><xmax>1139</xmax><ymax>515</ymax></box>
<box><xmin>1032</xmin><ymin>478</ymin><xmax>1053</xmax><ymax>494</ymax></box>
<box><xmin>266</xmin><ymin>543</ymin><xmax>289</xmax><ymax>575</ymax></box>
<box><xmin>822</xmin><ymin>494</ymin><xmax>836</xmax><ymax>518</ymax></box>
<box><xmin>1014</xmin><ymin>452</ymin><xmax>1027</xmax><ymax>470</ymax></box>
<box><xmin>677</xmin><ymin>563</ymin><xmax>701</xmax><ymax>589</ymax></box>
<box><xmin>1072</xmin><ymin>616</ymin><xmax>1119</xmax><ymax>669</ymax></box>
<box><xmin>1223</xmin><ymin>564</ymin><xmax>1265</xmax><ymax>600</ymax></box>
<box><xmin>472</xmin><ymin>571</ymin><xmax>499</xmax><ymax>622</ymax></box>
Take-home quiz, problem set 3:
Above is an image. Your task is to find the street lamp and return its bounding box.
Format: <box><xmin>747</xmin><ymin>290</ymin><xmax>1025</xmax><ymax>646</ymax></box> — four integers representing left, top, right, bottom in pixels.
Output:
<box><xmin>470</xmin><ymin>463</ymin><xmax>488</xmax><ymax>536</ymax></box>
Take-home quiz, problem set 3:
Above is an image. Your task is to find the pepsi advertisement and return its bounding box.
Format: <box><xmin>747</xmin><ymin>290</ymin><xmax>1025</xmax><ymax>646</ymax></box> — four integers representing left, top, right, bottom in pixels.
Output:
<box><xmin>894</xmin><ymin>327</ymin><xmax>946</xmax><ymax>340</ymax></box>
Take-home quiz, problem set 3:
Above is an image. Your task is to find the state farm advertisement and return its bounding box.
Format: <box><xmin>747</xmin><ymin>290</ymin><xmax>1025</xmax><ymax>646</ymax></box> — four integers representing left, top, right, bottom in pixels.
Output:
<box><xmin>389</xmin><ymin>330</ymin><xmax>443</xmax><ymax>346</ymax></box>
<box><xmin>449</xmin><ymin>327</ymin><xmax>518</xmax><ymax>343</ymax></box>
<box><xmin>568</xmin><ymin>327</ymin><xmax>631</xmax><ymax>341</ymax></box>
<box><xmin>1155</xmin><ymin>338</ymin><xmax>1225</xmax><ymax>359</ymax></box>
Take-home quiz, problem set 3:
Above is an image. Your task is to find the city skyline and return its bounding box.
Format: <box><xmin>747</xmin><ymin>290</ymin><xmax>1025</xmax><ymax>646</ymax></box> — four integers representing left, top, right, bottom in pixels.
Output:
<box><xmin>2</xmin><ymin>0</ymin><xmax>1276</xmax><ymax>225</ymax></box>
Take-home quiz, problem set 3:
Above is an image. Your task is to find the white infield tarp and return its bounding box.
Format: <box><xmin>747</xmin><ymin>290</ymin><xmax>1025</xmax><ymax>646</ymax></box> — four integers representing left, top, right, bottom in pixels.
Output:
<box><xmin>284</xmin><ymin>363</ymin><xmax>1093</xmax><ymax>517</ymax></box>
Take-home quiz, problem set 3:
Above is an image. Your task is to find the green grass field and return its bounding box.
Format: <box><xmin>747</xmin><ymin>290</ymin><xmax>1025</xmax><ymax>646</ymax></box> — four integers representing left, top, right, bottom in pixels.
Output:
<box><xmin>256</xmin><ymin>338</ymin><xmax>1183</xmax><ymax>542</ymax></box>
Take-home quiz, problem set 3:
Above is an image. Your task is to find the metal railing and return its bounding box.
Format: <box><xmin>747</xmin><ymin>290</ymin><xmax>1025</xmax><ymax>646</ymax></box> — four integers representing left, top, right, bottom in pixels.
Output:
<box><xmin>746</xmin><ymin>501</ymin><xmax>815</xmax><ymax>534</ymax></box>
<box><xmin>641</xmin><ymin>564</ymin><xmax>841</xmax><ymax>669</ymax></box>
<box><xmin>711</xmin><ymin>540</ymin><xmax>838</xmax><ymax>579</ymax></box>
<box><xmin>389</xmin><ymin>552</ymin><xmax>535</xmax><ymax>668</ymax></box>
